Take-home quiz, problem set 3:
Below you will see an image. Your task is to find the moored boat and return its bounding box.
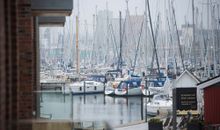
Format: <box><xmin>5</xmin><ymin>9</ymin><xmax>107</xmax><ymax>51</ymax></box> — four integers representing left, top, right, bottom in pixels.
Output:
<box><xmin>146</xmin><ymin>94</ymin><xmax>172</xmax><ymax>116</ymax></box>
<box><xmin>115</xmin><ymin>77</ymin><xmax>143</xmax><ymax>96</ymax></box>
<box><xmin>104</xmin><ymin>77</ymin><xmax>128</xmax><ymax>96</ymax></box>
<box><xmin>67</xmin><ymin>80</ymin><xmax>105</xmax><ymax>95</ymax></box>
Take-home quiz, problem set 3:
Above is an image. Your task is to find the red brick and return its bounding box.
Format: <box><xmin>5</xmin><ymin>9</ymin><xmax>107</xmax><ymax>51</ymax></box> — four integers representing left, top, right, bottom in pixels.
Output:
<box><xmin>17</xmin><ymin>0</ymin><xmax>34</xmax><ymax>123</ymax></box>
<box><xmin>1</xmin><ymin>0</ymin><xmax>35</xmax><ymax>130</ymax></box>
<box><xmin>0</xmin><ymin>0</ymin><xmax>6</xmax><ymax>129</ymax></box>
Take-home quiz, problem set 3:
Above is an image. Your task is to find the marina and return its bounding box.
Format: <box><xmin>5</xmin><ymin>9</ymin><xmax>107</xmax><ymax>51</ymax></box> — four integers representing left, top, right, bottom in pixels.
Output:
<box><xmin>1</xmin><ymin>0</ymin><xmax>220</xmax><ymax>130</ymax></box>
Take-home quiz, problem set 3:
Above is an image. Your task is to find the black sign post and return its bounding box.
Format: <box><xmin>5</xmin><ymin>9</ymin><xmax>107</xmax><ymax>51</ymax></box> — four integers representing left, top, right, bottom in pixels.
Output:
<box><xmin>173</xmin><ymin>87</ymin><xmax>197</xmax><ymax>130</ymax></box>
<box><xmin>173</xmin><ymin>88</ymin><xmax>177</xmax><ymax>130</ymax></box>
<box><xmin>176</xmin><ymin>88</ymin><xmax>197</xmax><ymax>111</ymax></box>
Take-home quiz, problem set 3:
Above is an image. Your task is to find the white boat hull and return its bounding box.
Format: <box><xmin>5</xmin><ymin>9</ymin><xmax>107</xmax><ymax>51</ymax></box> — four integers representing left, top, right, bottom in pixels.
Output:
<box><xmin>142</xmin><ymin>89</ymin><xmax>153</xmax><ymax>96</ymax></box>
<box><xmin>62</xmin><ymin>86</ymin><xmax>72</xmax><ymax>94</ymax></box>
<box><xmin>104</xmin><ymin>88</ymin><xmax>115</xmax><ymax>95</ymax></box>
<box><xmin>115</xmin><ymin>87</ymin><xmax>142</xmax><ymax>96</ymax></box>
<box><xmin>66</xmin><ymin>81</ymin><xmax>105</xmax><ymax>94</ymax></box>
<box><xmin>148</xmin><ymin>87</ymin><xmax>164</xmax><ymax>95</ymax></box>
<box><xmin>146</xmin><ymin>100</ymin><xmax>172</xmax><ymax>116</ymax></box>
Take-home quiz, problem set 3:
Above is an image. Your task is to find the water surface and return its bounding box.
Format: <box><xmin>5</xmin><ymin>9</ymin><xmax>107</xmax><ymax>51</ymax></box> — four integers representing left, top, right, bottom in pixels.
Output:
<box><xmin>40</xmin><ymin>92</ymin><xmax>149</xmax><ymax>127</ymax></box>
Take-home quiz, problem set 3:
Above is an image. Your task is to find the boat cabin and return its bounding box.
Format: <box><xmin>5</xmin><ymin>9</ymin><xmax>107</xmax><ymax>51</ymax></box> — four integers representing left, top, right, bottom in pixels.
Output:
<box><xmin>117</xmin><ymin>78</ymin><xmax>142</xmax><ymax>90</ymax></box>
<box><xmin>105</xmin><ymin>70</ymin><xmax>122</xmax><ymax>81</ymax></box>
<box><xmin>86</xmin><ymin>75</ymin><xmax>106</xmax><ymax>83</ymax></box>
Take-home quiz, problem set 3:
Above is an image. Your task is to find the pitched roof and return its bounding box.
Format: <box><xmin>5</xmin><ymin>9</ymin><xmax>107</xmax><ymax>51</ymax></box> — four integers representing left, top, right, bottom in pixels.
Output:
<box><xmin>175</xmin><ymin>69</ymin><xmax>200</xmax><ymax>83</ymax></box>
<box><xmin>197</xmin><ymin>75</ymin><xmax>220</xmax><ymax>89</ymax></box>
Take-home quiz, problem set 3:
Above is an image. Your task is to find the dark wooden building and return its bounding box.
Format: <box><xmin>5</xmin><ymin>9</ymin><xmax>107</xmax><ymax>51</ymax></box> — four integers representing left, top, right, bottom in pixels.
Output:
<box><xmin>197</xmin><ymin>75</ymin><xmax>220</xmax><ymax>125</ymax></box>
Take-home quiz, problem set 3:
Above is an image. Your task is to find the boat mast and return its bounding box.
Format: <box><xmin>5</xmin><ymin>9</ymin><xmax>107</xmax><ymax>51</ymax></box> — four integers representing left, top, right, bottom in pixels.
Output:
<box><xmin>84</xmin><ymin>20</ymin><xmax>88</xmax><ymax>67</ymax></box>
<box><xmin>90</xmin><ymin>14</ymin><xmax>96</xmax><ymax>68</ymax></box>
<box><xmin>168</xmin><ymin>0</ymin><xmax>177</xmax><ymax>75</ymax></box>
<box><xmin>149</xmin><ymin>14</ymin><xmax>160</xmax><ymax>75</ymax></box>
<box><xmin>172</xmin><ymin>3</ymin><xmax>185</xmax><ymax>71</ymax></box>
<box><xmin>106</xmin><ymin>2</ymin><xmax>109</xmax><ymax>66</ymax></box>
<box><xmin>217</xmin><ymin>4</ymin><xmax>220</xmax><ymax>69</ymax></box>
<box><xmin>192</xmin><ymin>0</ymin><xmax>196</xmax><ymax>70</ymax></box>
<box><xmin>200</xmin><ymin>11</ymin><xmax>208</xmax><ymax>79</ymax></box>
<box><xmin>109</xmin><ymin>23</ymin><xmax>119</xmax><ymax>62</ymax></box>
<box><xmin>117</xmin><ymin>11</ymin><xmax>123</xmax><ymax>72</ymax></box>
<box><xmin>76</xmin><ymin>16</ymin><xmax>79</xmax><ymax>75</ymax></box>
<box><xmin>146</xmin><ymin>0</ymin><xmax>160</xmax><ymax>75</ymax></box>
<box><xmin>212</xmin><ymin>5</ymin><xmax>217</xmax><ymax>76</ymax></box>
<box><xmin>167</xmin><ymin>15</ymin><xmax>177</xmax><ymax>75</ymax></box>
<box><xmin>76</xmin><ymin>0</ymin><xmax>80</xmax><ymax>75</ymax></box>
<box><xmin>144</xmin><ymin>0</ymin><xmax>148</xmax><ymax>70</ymax></box>
<box><xmin>133</xmin><ymin>20</ymin><xmax>144</xmax><ymax>72</ymax></box>
<box><xmin>207</xmin><ymin>0</ymin><xmax>210</xmax><ymax>78</ymax></box>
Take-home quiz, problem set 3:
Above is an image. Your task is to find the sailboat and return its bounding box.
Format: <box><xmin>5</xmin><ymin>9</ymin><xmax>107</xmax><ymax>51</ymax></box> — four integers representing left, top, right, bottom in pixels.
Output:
<box><xmin>115</xmin><ymin>75</ymin><xmax>143</xmax><ymax>96</ymax></box>
<box><xmin>104</xmin><ymin>77</ymin><xmax>127</xmax><ymax>95</ymax></box>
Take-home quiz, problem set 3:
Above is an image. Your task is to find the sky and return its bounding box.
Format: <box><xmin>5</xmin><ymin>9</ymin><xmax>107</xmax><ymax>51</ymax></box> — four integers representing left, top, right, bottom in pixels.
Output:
<box><xmin>68</xmin><ymin>0</ymin><xmax>217</xmax><ymax>30</ymax></box>
<box><xmin>40</xmin><ymin>0</ymin><xmax>220</xmax><ymax>67</ymax></box>
<box><xmin>42</xmin><ymin>0</ymin><xmax>220</xmax><ymax>41</ymax></box>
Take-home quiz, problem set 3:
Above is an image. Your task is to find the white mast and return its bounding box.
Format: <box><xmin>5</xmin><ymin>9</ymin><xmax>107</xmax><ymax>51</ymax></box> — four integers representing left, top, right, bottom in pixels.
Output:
<box><xmin>106</xmin><ymin>1</ymin><xmax>109</xmax><ymax>66</ymax></box>
<box><xmin>90</xmin><ymin>14</ymin><xmax>96</xmax><ymax>68</ymax></box>
<box><xmin>76</xmin><ymin>16</ymin><xmax>79</xmax><ymax>74</ymax></box>
<box><xmin>76</xmin><ymin>0</ymin><xmax>80</xmax><ymax>75</ymax></box>
<box><xmin>218</xmin><ymin>4</ymin><xmax>220</xmax><ymax>73</ymax></box>
<box><xmin>192</xmin><ymin>0</ymin><xmax>196</xmax><ymax>70</ymax></box>
<box><xmin>207</xmin><ymin>0</ymin><xmax>211</xmax><ymax>78</ymax></box>
<box><xmin>144</xmin><ymin>0</ymin><xmax>148</xmax><ymax>71</ymax></box>
<box><xmin>212</xmin><ymin>5</ymin><xmax>217</xmax><ymax>76</ymax></box>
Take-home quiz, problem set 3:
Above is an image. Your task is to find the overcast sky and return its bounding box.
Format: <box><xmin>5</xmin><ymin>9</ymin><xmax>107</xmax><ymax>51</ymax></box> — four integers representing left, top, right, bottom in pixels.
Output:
<box><xmin>66</xmin><ymin>0</ymin><xmax>220</xmax><ymax>30</ymax></box>
<box><xmin>56</xmin><ymin>0</ymin><xmax>220</xmax><ymax>37</ymax></box>
<box><xmin>77</xmin><ymin>0</ymin><xmax>191</xmax><ymax>26</ymax></box>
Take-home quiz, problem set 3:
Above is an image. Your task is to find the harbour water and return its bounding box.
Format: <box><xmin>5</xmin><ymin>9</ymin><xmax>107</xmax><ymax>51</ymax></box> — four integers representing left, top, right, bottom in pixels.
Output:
<box><xmin>40</xmin><ymin>92</ymin><xmax>149</xmax><ymax>127</ymax></box>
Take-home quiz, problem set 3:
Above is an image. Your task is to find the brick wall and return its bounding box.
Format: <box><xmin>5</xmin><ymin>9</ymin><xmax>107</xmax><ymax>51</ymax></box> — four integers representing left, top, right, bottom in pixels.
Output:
<box><xmin>0</xmin><ymin>0</ymin><xmax>35</xmax><ymax>130</ymax></box>
<box><xmin>17</xmin><ymin>0</ymin><xmax>34</xmax><ymax>120</ymax></box>
<box><xmin>5</xmin><ymin>1</ymin><xmax>15</xmax><ymax>130</ymax></box>
<box><xmin>0</xmin><ymin>0</ymin><xmax>6</xmax><ymax>129</ymax></box>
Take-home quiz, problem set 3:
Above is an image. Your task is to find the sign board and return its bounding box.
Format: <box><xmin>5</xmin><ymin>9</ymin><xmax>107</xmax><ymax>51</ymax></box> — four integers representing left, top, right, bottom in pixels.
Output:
<box><xmin>175</xmin><ymin>88</ymin><xmax>197</xmax><ymax>111</ymax></box>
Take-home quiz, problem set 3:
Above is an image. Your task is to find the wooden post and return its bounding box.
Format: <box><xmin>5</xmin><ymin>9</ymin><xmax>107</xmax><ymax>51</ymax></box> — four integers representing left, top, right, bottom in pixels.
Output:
<box><xmin>83</xmin><ymin>81</ymin><xmax>86</xmax><ymax>94</ymax></box>
<box><xmin>141</xmin><ymin>97</ymin><xmax>144</xmax><ymax>120</ymax></box>
<box><xmin>71</xmin><ymin>93</ymin><xmax>73</xmax><ymax>119</ymax></box>
<box><xmin>145</xmin><ymin>77</ymin><xmax>148</xmax><ymax>122</ymax></box>
<box><xmin>173</xmin><ymin>88</ymin><xmax>177</xmax><ymax>130</ymax></box>
<box><xmin>143</xmin><ymin>72</ymin><xmax>148</xmax><ymax>122</ymax></box>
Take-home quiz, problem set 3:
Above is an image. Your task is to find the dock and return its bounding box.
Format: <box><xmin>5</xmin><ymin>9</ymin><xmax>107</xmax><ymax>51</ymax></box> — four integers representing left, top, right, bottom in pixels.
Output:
<box><xmin>40</xmin><ymin>81</ymin><xmax>66</xmax><ymax>91</ymax></box>
<box><xmin>113</xmin><ymin>121</ymin><xmax>148</xmax><ymax>130</ymax></box>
